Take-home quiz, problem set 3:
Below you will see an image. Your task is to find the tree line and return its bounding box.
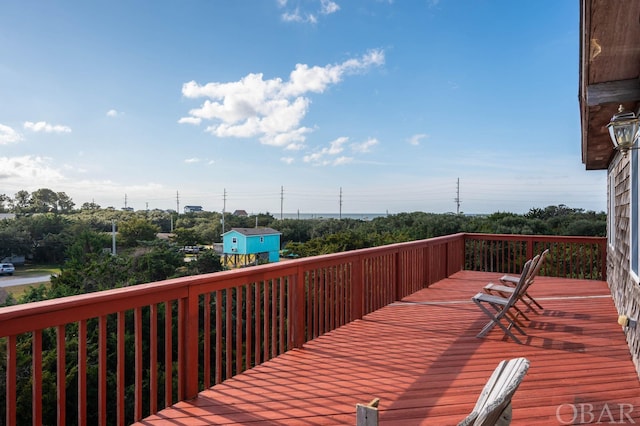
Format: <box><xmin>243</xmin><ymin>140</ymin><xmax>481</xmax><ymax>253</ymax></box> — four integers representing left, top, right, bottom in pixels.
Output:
<box><xmin>1</xmin><ymin>189</ymin><xmax>607</xmax><ymax>259</ymax></box>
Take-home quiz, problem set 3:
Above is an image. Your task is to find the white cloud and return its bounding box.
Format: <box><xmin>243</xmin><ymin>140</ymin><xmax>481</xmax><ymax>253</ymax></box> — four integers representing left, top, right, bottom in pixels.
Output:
<box><xmin>333</xmin><ymin>156</ymin><xmax>353</xmax><ymax>165</ymax></box>
<box><xmin>408</xmin><ymin>133</ymin><xmax>428</xmax><ymax>146</ymax></box>
<box><xmin>320</xmin><ymin>0</ymin><xmax>340</xmax><ymax>15</ymax></box>
<box><xmin>282</xmin><ymin>10</ymin><xmax>314</xmax><ymax>23</ymax></box>
<box><xmin>0</xmin><ymin>155</ymin><xmax>65</xmax><ymax>182</ymax></box>
<box><xmin>280</xmin><ymin>0</ymin><xmax>338</xmax><ymax>23</ymax></box>
<box><xmin>184</xmin><ymin>158</ymin><xmax>200</xmax><ymax>163</ymax></box>
<box><xmin>181</xmin><ymin>50</ymin><xmax>384</xmax><ymax>148</ymax></box>
<box><xmin>303</xmin><ymin>137</ymin><xmax>354</xmax><ymax>166</ymax></box>
<box><xmin>24</xmin><ymin>121</ymin><xmax>72</xmax><ymax>134</ymax></box>
<box><xmin>106</xmin><ymin>109</ymin><xmax>122</xmax><ymax>117</ymax></box>
<box><xmin>281</xmin><ymin>157</ymin><xmax>295</xmax><ymax>164</ymax></box>
<box><xmin>351</xmin><ymin>138</ymin><xmax>378</xmax><ymax>153</ymax></box>
<box><xmin>329</xmin><ymin>136</ymin><xmax>348</xmax><ymax>154</ymax></box>
<box><xmin>0</xmin><ymin>124</ymin><xmax>23</xmax><ymax>145</ymax></box>
<box><xmin>178</xmin><ymin>116</ymin><xmax>202</xmax><ymax>125</ymax></box>
<box><xmin>302</xmin><ymin>136</ymin><xmax>377</xmax><ymax>166</ymax></box>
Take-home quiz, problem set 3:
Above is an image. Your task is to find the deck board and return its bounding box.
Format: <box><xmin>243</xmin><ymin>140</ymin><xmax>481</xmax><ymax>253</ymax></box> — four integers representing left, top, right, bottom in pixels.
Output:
<box><xmin>136</xmin><ymin>271</ymin><xmax>640</xmax><ymax>425</ymax></box>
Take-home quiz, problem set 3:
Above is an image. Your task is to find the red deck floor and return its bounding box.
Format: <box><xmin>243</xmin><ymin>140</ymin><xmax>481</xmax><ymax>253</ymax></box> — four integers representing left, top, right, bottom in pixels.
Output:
<box><xmin>137</xmin><ymin>271</ymin><xmax>640</xmax><ymax>425</ymax></box>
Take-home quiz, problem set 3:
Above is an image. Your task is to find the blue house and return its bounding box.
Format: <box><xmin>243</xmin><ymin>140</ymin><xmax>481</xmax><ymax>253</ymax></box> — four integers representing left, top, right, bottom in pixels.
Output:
<box><xmin>222</xmin><ymin>227</ymin><xmax>281</xmax><ymax>268</ymax></box>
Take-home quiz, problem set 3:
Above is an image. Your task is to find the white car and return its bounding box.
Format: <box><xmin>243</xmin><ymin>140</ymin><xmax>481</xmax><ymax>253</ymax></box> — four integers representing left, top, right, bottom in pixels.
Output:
<box><xmin>0</xmin><ymin>263</ymin><xmax>15</xmax><ymax>276</ymax></box>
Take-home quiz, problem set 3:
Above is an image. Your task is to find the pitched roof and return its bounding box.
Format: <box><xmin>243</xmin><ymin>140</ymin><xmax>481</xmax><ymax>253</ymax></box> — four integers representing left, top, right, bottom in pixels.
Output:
<box><xmin>225</xmin><ymin>227</ymin><xmax>281</xmax><ymax>236</ymax></box>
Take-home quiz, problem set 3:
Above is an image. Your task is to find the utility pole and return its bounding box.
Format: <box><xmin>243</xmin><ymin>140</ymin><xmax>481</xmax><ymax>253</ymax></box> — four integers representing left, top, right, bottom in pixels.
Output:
<box><xmin>280</xmin><ymin>186</ymin><xmax>284</xmax><ymax>220</ymax></box>
<box><xmin>455</xmin><ymin>178</ymin><xmax>461</xmax><ymax>214</ymax></box>
<box><xmin>124</xmin><ymin>194</ymin><xmax>128</xmax><ymax>210</ymax></box>
<box><xmin>339</xmin><ymin>187</ymin><xmax>343</xmax><ymax>219</ymax></box>
<box><xmin>176</xmin><ymin>191</ymin><xmax>180</xmax><ymax>214</ymax></box>
<box><xmin>111</xmin><ymin>220</ymin><xmax>117</xmax><ymax>255</ymax></box>
<box><xmin>221</xmin><ymin>188</ymin><xmax>226</xmax><ymax>235</ymax></box>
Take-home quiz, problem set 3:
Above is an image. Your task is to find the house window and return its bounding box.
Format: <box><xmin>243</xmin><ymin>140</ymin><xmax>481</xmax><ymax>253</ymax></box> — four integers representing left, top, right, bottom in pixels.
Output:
<box><xmin>632</xmin><ymin>149</ymin><xmax>639</xmax><ymax>277</ymax></box>
<box><xmin>232</xmin><ymin>237</ymin><xmax>237</xmax><ymax>244</ymax></box>
<box><xmin>260</xmin><ymin>236</ymin><xmax>264</xmax><ymax>243</ymax></box>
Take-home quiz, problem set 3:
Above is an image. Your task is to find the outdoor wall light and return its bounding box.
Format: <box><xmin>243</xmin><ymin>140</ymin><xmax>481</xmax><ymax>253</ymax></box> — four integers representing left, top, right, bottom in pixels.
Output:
<box><xmin>618</xmin><ymin>314</ymin><xmax>637</xmax><ymax>329</ymax></box>
<box><xmin>607</xmin><ymin>105</ymin><xmax>640</xmax><ymax>155</ymax></box>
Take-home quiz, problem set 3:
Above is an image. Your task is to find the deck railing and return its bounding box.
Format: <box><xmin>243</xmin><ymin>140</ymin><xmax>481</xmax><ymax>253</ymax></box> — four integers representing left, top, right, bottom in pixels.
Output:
<box><xmin>0</xmin><ymin>233</ymin><xmax>605</xmax><ymax>425</ymax></box>
<box><xmin>464</xmin><ymin>233</ymin><xmax>607</xmax><ymax>281</ymax></box>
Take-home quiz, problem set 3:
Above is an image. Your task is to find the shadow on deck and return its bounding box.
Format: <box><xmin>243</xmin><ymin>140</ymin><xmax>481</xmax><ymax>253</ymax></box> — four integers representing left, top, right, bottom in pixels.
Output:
<box><xmin>137</xmin><ymin>271</ymin><xmax>640</xmax><ymax>425</ymax></box>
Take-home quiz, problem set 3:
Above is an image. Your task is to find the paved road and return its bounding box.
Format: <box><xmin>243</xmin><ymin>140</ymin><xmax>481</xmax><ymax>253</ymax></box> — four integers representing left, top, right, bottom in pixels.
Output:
<box><xmin>0</xmin><ymin>275</ymin><xmax>51</xmax><ymax>288</ymax></box>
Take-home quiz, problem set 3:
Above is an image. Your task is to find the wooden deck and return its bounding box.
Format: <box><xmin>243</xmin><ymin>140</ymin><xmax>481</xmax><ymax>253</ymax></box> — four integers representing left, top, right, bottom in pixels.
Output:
<box><xmin>136</xmin><ymin>271</ymin><xmax>640</xmax><ymax>425</ymax></box>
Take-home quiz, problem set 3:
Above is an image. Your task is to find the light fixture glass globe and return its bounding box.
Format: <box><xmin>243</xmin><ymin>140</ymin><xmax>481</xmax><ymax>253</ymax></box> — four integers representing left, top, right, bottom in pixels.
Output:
<box><xmin>607</xmin><ymin>105</ymin><xmax>640</xmax><ymax>153</ymax></box>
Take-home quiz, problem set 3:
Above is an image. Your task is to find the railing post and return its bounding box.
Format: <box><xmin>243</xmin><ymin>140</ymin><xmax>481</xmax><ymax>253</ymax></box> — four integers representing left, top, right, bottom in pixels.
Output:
<box><xmin>352</xmin><ymin>255</ymin><xmax>363</xmax><ymax>320</ymax></box>
<box><xmin>526</xmin><ymin>236</ymin><xmax>534</xmax><ymax>261</ymax></box>
<box><xmin>600</xmin><ymin>239</ymin><xmax>608</xmax><ymax>281</ymax></box>
<box><xmin>184</xmin><ymin>288</ymin><xmax>200</xmax><ymax>399</ymax></box>
<box><xmin>393</xmin><ymin>250</ymin><xmax>400</xmax><ymax>301</ymax></box>
<box><xmin>6</xmin><ymin>335</ymin><xmax>16</xmax><ymax>426</ymax></box>
<box><xmin>289</xmin><ymin>266</ymin><xmax>307</xmax><ymax>349</ymax></box>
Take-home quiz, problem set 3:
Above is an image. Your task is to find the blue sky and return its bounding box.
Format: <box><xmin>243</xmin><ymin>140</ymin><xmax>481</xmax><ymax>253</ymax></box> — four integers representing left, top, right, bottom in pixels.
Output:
<box><xmin>0</xmin><ymin>0</ymin><xmax>605</xmax><ymax>214</ymax></box>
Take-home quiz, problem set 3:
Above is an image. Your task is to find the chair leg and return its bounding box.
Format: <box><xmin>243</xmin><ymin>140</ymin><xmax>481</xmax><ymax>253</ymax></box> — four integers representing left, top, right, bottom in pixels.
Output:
<box><xmin>473</xmin><ymin>300</ymin><xmax>524</xmax><ymax>344</ymax></box>
<box><xmin>527</xmin><ymin>293</ymin><xmax>544</xmax><ymax>311</ymax></box>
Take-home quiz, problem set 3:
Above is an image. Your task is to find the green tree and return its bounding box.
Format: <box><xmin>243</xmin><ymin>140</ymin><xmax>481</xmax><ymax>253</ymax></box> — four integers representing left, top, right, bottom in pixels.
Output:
<box><xmin>187</xmin><ymin>250</ymin><xmax>223</xmax><ymax>275</ymax></box>
<box><xmin>56</xmin><ymin>191</ymin><xmax>75</xmax><ymax>213</ymax></box>
<box><xmin>117</xmin><ymin>217</ymin><xmax>160</xmax><ymax>247</ymax></box>
<box><xmin>171</xmin><ymin>227</ymin><xmax>202</xmax><ymax>247</ymax></box>
<box><xmin>30</xmin><ymin>188</ymin><xmax>59</xmax><ymax>213</ymax></box>
<box><xmin>13</xmin><ymin>190</ymin><xmax>30</xmax><ymax>214</ymax></box>
<box><xmin>0</xmin><ymin>194</ymin><xmax>10</xmax><ymax>213</ymax></box>
<box><xmin>80</xmin><ymin>201</ymin><xmax>101</xmax><ymax>211</ymax></box>
<box><xmin>0</xmin><ymin>227</ymin><xmax>32</xmax><ymax>260</ymax></box>
<box><xmin>129</xmin><ymin>240</ymin><xmax>184</xmax><ymax>283</ymax></box>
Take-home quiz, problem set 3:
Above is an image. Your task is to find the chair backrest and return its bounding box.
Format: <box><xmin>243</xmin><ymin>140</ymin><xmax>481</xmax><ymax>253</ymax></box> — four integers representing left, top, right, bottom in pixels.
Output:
<box><xmin>522</xmin><ymin>254</ymin><xmax>540</xmax><ymax>284</ymax></box>
<box><xmin>514</xmin><ymin>255</ymin><xmax>539</xmax><ymax>295</ymax></box>
<box><xmin>458</xmin><ymin>357</ymin><xmax>530</xmax><ymax>426</ymax></box>
<box><xmin>504</xmin><ymin>259</ymin><xmax>532</xmax><ymax>309</ymax></box>
<box><xmin>528</xmin><ymin>249</ymin><xmax>549</xmax><ymax>282</ymax></box>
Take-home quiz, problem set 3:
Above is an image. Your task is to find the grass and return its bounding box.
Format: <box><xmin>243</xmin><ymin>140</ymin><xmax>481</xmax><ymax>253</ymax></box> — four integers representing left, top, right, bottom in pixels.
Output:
<box><xmin>14</xmin><ymin>263</ymin><xmax>61</xmax><ymax>278</ymax></box>
<box><xmin>1</xmin><ymin>263</ymin><xmax>59</xmax><ymax>300</ymax></box>
<box><xmin>3</xmin><ymin>282</ymin><xmax>48</xmax><ymax>299</ymax></box>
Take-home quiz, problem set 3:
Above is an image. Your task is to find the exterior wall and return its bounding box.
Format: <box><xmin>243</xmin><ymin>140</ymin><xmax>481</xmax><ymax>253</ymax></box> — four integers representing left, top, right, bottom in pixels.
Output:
<box><xmin>223</xmin><ymin>231</ymin><xmax>247</xmax><ymax>254</ymax></box>
<box><xmin>245</xmin><ymin>234</ymin><xmax>280</xmax><ymax>258</ymax></box>
<box><xmin>268</xmin><ymin>250</ymin><xmax>280</xmax><ymax>262</ymax></box>
<box><xmin>608</xmin><ymin>155</ymin><xmax>640</xmax><ymax>377</ymax></box>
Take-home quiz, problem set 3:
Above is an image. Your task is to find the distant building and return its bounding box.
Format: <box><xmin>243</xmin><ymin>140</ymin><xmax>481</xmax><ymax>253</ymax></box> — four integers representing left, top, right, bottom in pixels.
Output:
<box><xmin>184</xmin><ymin>205</ymin><xmax>203</xmax><ymax>213</ymax></box>
<box><xmin>222</xmin><ymin>227</ymin><xmax>281</xmax><ymax>268</ymax></box>
<box><xmin>233</xmin><ymin>209</ymin><xmax>248</xmax><ymax>217</ymax></box>
<box><xmin>0</xmin><ymin>213</ymin><xmax>16</xmax><ymax>220</ymax></box>
<box><xmin>2</xmin><ymin>255</ymin><xmax>25</xmax><ymax>266</ymax></box>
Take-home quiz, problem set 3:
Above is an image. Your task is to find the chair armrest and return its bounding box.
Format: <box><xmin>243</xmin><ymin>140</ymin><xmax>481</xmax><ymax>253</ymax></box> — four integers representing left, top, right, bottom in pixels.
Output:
<box><xmin>499</xmin><ymin>275</ymin><xmax>519</xmax><ymax>285</ymax></box>
<box><xmin>484</xmin><ymin>283</ymin><xmax>515</xmax><ymax>294</ymax></box>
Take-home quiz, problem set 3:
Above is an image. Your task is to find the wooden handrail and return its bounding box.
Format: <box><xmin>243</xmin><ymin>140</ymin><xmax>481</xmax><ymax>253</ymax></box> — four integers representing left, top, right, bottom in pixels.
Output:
<box><xmin>0</xmin><ymin>233</ymin><xmax>605</xmax><ymax>424</ymax></box>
